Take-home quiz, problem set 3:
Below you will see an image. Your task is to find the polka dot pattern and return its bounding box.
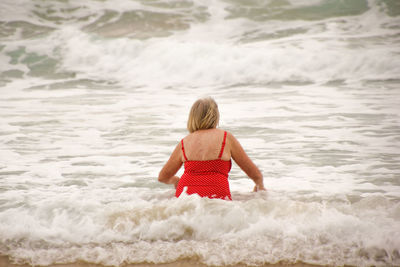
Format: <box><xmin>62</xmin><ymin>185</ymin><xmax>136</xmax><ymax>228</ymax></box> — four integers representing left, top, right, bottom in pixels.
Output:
<box><xmin>175</xmin><ymin>131</ymin><xmax>232</xmax><ymax>200</ymax></box>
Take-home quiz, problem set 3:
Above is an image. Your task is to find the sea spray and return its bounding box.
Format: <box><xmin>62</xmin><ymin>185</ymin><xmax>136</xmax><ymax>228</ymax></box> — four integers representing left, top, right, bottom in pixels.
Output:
<box><xmin>1</xmin><ymin>0</ymin><xmax>399</xmax><ymax>266</ymax></box>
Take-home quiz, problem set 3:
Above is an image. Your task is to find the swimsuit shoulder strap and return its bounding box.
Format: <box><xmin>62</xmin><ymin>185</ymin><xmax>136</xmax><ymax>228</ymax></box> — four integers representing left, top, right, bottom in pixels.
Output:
<box><xmin>218</xmin><ymin>131</ymin><xmax>227</xmax><ymax>159</ymax></box>
<box><xmin>181</xmin><ymin>139</ymin><xmax>188</xmax><ymax>161</ymax></box>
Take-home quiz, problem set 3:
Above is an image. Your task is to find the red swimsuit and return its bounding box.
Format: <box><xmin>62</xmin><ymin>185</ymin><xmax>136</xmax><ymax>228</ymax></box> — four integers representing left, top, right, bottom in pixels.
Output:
<box><xmin>175</xmin><ymin>131</ymin><xmax>232</xmax><ymax>200</ymax></box>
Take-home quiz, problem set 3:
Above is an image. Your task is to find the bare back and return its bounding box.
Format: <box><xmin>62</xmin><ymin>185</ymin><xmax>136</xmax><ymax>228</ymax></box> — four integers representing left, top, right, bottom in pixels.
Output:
<box><xmin>159</xmin><ymin>127</ymin><xmax>264</xmax><ymax>192</ymax></box>
<box><xmin>181</xmin><ymin>128</ymin><xmax>231</xmax><ymax>161</ymax></box>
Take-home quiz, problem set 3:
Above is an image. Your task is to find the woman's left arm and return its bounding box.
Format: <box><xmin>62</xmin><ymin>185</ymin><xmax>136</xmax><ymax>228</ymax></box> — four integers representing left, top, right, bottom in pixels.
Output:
<box><xmin>158</xmin><ymin>142</ymin><xmax>183</xmax><ymax>188</ymax></box>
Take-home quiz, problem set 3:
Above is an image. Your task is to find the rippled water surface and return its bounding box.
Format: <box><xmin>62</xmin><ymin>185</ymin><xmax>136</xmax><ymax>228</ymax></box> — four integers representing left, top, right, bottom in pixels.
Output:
<box><xmin>0</xmin><ymin>0</ymin><xmax>400</xmax><ymax>266</ymax></box>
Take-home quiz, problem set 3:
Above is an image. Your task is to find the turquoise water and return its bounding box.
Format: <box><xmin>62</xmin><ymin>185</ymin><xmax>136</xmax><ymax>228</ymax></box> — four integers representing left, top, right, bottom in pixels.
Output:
<box><xmin>0</xmin><ymin>0</ymin><xmax>400</xmax><ymax>266</ymax></box>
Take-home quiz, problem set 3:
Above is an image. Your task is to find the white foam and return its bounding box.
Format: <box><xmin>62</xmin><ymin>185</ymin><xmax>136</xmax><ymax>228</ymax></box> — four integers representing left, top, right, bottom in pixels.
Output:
<box><xmin>1</xmin><ymin>0</ymin><xmax>399</xmax><ymax>90</ymax></box>
<box><xmin>1</xmin><ymin>0</ymin><xmax>400</xmax><ymax>266</ymax></box>
<box><xmin>55</xmin><ymin>27</ymin><xmax>400</xmax><ymax>87</ymax></box>
<box><xmin>1</xmin><ymin>194</ymin><xmax>399</xmax><ymax>266</ymax></box>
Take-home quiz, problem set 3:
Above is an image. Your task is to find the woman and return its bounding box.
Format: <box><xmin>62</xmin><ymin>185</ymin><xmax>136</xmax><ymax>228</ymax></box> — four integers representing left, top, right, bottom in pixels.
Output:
<box><xmin>158</xmin><ymin>97</ymin><xmax>265</xmax><ymax>200</ymax></box>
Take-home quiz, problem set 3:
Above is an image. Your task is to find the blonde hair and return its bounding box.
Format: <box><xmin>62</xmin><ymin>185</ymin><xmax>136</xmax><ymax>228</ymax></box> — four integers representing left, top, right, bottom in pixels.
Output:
<box><xmin>187</xmin><ymin>97</ymin><xmax>220</xmax><ymax>133</ymax></box>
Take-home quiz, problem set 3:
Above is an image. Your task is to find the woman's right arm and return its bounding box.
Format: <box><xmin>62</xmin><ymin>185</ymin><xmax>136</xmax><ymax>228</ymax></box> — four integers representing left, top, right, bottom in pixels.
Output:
<box><xmin>228</xmin><ymin>132</ymin><xmax>265</xmax><ymax>191</ymax></box>
<box><xmin>158</xmin><ymin>142</ymin><xmax>182</xmax><ymax>188</ymax></box>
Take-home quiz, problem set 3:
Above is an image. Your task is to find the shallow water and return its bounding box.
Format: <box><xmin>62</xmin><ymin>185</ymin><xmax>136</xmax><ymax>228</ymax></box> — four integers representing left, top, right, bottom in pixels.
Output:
<box><xmin>0</xmin><ymin>0</ymin><xmax>400</xmax><ymax>266</ymax></box>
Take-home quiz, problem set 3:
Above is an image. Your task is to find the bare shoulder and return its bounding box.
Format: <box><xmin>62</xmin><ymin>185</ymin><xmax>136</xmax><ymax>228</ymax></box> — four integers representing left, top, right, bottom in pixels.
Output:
<box><xmin>187</xmin><ymin>128</ymin><xmax>224</xmax><ymax>138</ymax></box>
<box><xmin>221</xmin><ymin>130</ymin><xmax>237</xmax><ymax>153</ymax></box>
<box><xmin>181</xmin><ymin>131</ymin><xmax>196</xmax><ymax>143</ymax></box>
<box><xmin>225</xmin><ymin>131</ymin><xmax>247</xmax><ymax>157</ymax></box>
<box><xmin>226</xmin><ymin>130</ymin><xmax>238</xmax><ymax>145</ymax></box>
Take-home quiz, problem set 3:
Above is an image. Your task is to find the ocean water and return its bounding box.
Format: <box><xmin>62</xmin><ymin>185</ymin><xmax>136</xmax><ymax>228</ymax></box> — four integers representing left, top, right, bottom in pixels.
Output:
<box><xmin>1</xmin><ymin>0</ymin><xmax>400</xmax><ymax>266</ymax></box>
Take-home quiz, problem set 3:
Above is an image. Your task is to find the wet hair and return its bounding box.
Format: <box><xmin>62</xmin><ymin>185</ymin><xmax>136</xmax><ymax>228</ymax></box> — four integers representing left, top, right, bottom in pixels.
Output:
<box><xmin>187</xmin><ymin>97</ymin><xmax>220</xmax><ymax>133</ymax></box>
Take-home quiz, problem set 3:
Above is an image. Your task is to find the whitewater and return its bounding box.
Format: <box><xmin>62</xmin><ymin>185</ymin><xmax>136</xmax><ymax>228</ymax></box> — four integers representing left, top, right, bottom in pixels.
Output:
<box><xmin>0</xmin><ymin>0</ymin><xmax>400</xmax><ymax>266</ymax></box>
